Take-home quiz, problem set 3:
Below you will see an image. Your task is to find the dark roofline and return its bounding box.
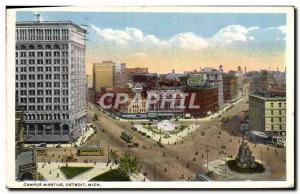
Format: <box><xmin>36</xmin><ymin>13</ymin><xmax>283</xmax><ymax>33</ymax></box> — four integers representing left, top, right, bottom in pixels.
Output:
<box><xmin>16</xmin><ymin>21</ymin><xmax>87</xmax><ymax>33</ymax></box>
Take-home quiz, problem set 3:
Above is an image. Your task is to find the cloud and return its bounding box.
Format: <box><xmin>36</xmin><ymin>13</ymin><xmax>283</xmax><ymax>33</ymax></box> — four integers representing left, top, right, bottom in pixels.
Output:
<box><xmin>278</xmin><ymin>25</ymin><xmax>287</xmax><ymax>34</ymax></box>
<box><xmin>89</xmin><ymin>24</ymin><xmax>286</xmax><ymax>52</ymax></box>
<box><xmin>211</xmin><ymin>25</ymin><xmax>251</xmax><ymax>45</ymax></box>
<box><xmin>90</xmin><ymin>24</ymin><xmax>165</xmax><ymax>48</ymax></box>
<box><xmin>248</xmin><ymin>26</ymin><xmax>259</xmax><ymax>31</ymax></box>
<box><xmin>169</xmin><ymin>32</ymin><xmax>208</xmax><ymax>50</ymax></box>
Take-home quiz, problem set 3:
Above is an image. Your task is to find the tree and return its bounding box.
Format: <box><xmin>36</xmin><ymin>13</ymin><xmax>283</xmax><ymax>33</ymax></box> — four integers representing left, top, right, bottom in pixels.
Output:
<box><xmin>110</xmin><ymin>150</ymin><xmax>119</xmax><ymax>165</ymax></box>
<box><xmin>93</xmin><ymin>113</ymin><xmax>98</xmax><ymax>121</ymax></box>
<box><xmin>118</xmin><ymin>153</ymin><xmax>139</xmax><ymax>177</ymax></box>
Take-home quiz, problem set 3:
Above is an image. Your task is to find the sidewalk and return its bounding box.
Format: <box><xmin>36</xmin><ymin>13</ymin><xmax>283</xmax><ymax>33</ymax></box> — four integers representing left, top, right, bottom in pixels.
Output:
<box><xmin>38</xmin><ymin>162</ymin><xmax>148</xmax><ymax>181</ymax></box>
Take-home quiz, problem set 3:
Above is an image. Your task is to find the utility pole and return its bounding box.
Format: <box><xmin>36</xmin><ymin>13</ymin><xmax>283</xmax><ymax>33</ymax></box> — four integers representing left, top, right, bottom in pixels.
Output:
<box><xmin>205</xmin><ymin>145</ymin><xmax>210</xmax><ymax>171</ymax></box>
<box><xmin>221</xmin><ymin>145</ymin><xmax>226</xmax><ymax>174</ymax></box>
<box><xmin>260</xmin><ymin>145</ymin><xmax>263</xmax><ymax>166</ymax></box>
<box><xmin>128</xmin><ymin>145</ymin><xmax>131</xmax><ymax>160</ymax></box>
<box><xmin>153</xmin><ymin>164</ymin><xmax>156</xmax><ymax>181</ymax></box>
<box><xmin>107</xmin><ymin>145</ymin><xmax>110</xmax><ymax>163</ymax></box>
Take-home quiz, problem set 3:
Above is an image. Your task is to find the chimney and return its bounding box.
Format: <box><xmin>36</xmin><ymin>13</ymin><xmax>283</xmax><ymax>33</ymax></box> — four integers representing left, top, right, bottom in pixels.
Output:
<box><xmin>35</xmin><ymin>14</ymin><xmax>41</xmax><ymax>23</ymax></box>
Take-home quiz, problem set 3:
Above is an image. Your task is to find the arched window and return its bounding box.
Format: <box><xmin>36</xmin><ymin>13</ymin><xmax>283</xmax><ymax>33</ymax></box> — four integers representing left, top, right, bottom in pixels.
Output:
<box><xmin>54</xmin><ymin>44</ymin><xmax>60</xmax><ymax>49</ymax></box>
<box><xmin>29</xmin><ymin>45</ymin><xmax>34</xmax><ymax>50</ymax></box>
<box><xmin>62</xmin><ymin>124</ymin><xmax>69</xmax><ymax>135</ymax></box>
<box><xmin>20</xmin><ymin>45</ymin><xmax>26</xmax><ymax>50</ymax></box>
<box><xmin>45</xmin><ymin>45</ymin><xmax>51</xmax><ymax>49</ymax></box>
<box><xmin>37</xmin><ymin>45</ymin><xmax>43</xmax><ymax>49</ymax></box>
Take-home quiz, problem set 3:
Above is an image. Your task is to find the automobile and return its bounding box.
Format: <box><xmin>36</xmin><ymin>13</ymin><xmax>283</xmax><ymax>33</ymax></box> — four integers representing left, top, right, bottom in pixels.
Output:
<box><xmin>56</xmin><ymin>144</ymin><xmax>62</xmax><ymax>148</ymax></box>
<box><xmin>131</xmin><ymin>127</ymin><xmax>137</xmax><ymax>131</ymax></box>
<box><xmin>128</xmin><ymin>142</ymin><xmax>139</xmax><ymax>148</ymax></box>
<box><xmin>38</xmin><ymin>143</ymin><xmax>47</xmax><ymax>148</ymax></box>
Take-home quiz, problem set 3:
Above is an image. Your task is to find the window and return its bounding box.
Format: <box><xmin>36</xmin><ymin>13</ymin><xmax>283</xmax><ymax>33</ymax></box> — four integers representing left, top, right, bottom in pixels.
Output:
<box><xmin>45</xmin><ymin>59</ymin><xmax>52</xmax><ymax>65</ymax></box>
<box><xmin>29</xmin><ymin>106</ymin><xmax>35</xmax><ymax>111</ymax></box>
<box><xmin>270</xmin><ymin>102</ymin><xmax>274</xmax><ymax>108</ymax></box>
<box><xmin>37</xmin><ymin>90</ymin><xmax>43</xmax><ymax>95</ymax></box>
<box><xmin>20</xmin><ymin>90</ymin><xmax>27</xmax><ymax>95</ymax></box>
<box><xmin>29</xmin><ymin>59</ymin><xmax>35</xmax><ymax>65</ymax></box>
<box><xmin>20</xmin><ymin>75</ymin><xmax>26</xmax><ymax>80</ymax></box>
<box><xmin>54</xmin><ymin>59</ymin><xmax>60</xmax><ymax>64</ymax></box>
<box><xmin>45</xmin><ymin>52</ymin><xmax>51</xmax><ymax>57</ymax></box>
<box><xmin>29</xmin><ymin>67</ymin><xmax>35</xmax><ymax>72</ymax></box>
<box><xmin>29</xmin><ymin>90</ymin><xmax>35</xmax><ymax>95</ymax></box>
<box><xmin>54</xmin><ymin>67</ymin><xmax>60</xmax><ymax>72</ymax></box>
<box><xmin>29</xmin><ymin>74</ymin><xmax>35</xmax><ymax>80</ymax></box>
<box><xmin>45</xmin><ymin>90</ymin><xmax>51</xmax><ymax>95</ymax></box>
<box><xmin>29</xmin><ymin>82</ymin><xmax>35</xmax><ymax>87</ymax></box>
<box><xmin>29</xmin><ymin>98</ymin><xmax>35</xmax><ymax>103</ymax></box>
<box><xmin>54</xmin><ymin>98</ymin><xmax>60</xmax><ymax>103</ymax></box>
<box><xmin>20</xmin><ymin>52</ymin><xmax>26</xmax><ymax>57</ymax></box>
<box><xmin>37</xmin><ymin>74</ymin><xmax>43</xmax><ymax>80</ymax></box>
<box><xmin>37</xmin><ymin>59</ymin><xmax>43</xmax><ymax>65</ymax></box>
<box><xmin>45</xmin><ymin>82</ymin><xmax>52</xmax><ymax>87</ymax></box>
<box><xmin>29</xmin><ymin>52</ymin><xmax>35</xmax><ymax>57</ymax></box>
<box><xmin>279</xmin><ymin>103</ymin><xmax>282</xmax><ymax>108</ymax></box>
<box><xmin>37</xmin><ymin>82</ymin><xmax>43</xmax><ymax>87</ymax></box>
<box><xmin>45</xmin><ymin>74</ymin><xmax>52</xmax><ymax>79</ymax></box>
<box><xmin>45</xmin><ymin>67</ymin><xmax>51</xmax><ymax>72</ymax></box>
<box><xmin>37</xmin><ymin>52</ymin><xmax>43</xmax><ymax>57</ymax></box>
<box><xmin>37</xmin><ymin>67</ymin><xmax>43</xmax><ymax>72</ymax></box>
<box><xmin>37</xmin><ymin>98</ymin><xmax>43</xmax><ymax>103</ymax></box>
<box><xmin>54</xmin><ymin>52</ymin><xmax>60</xmax><ymax>57</ymax></box>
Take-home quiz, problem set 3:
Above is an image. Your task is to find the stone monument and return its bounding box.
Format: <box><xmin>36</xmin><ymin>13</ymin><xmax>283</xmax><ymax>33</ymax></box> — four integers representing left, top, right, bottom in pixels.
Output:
<box><xmin>235</xmin><ymin>138</ymin><xmax>257</xmax><ymax>168</ymax></box>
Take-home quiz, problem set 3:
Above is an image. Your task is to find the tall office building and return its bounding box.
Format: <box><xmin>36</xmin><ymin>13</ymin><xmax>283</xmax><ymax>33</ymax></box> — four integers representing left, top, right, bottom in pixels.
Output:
<box><xmin>93</xmin><ymin>61</ymin><xmax>115</xmax><ymax>93</ymax></box>
<box><xmin>249</xmin><ymin>94</ymin><xmax>286</xmax><ymax>136</ymax></box>
<box><xmin>15</xmin><ymin>20</ymin><xmax>87</xmax><ymax>142</ymax></box>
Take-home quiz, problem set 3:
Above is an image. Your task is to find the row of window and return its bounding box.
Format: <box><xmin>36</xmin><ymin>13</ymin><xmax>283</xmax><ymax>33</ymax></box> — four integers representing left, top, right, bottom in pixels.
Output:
<box><xmin>16</xmin><ymin>74</ymin><xmax>70</xmax><ymax>82</ymax></box>
<box><xmin>20</xmin><ymin>97</ymin><xmax>69</xmax><ymax>103</ymax></box>
<box><xmin>27</xmin><ymin>105</ymin><xmax>69</xmax><ymax>111</ymax></box>
<box><xmin>16</xmin><ymin>44</ymin><xmax>69</xmax><ymax>50</ymax></box>
<box><xmin>16</xmin><ymin>59</ymin><xmax>69</xmax><ymax>65</ymax></box>
<box><xmin>26</xmin><ymin>113</ymin><xmax>70</xmax><ymax>121</ymax></box>
<box><xmin>16</xmin><ymin>51</ymin><xmax>69</xmax><ymax>58</ymax></box>
<box><xmin>16</xmin><ymin>28</ymin><xmax>69</xmax><ymax>41</ymax></box>
<box><xmin>17</xmin><ymin>89</ymin><xmax>69</xmax><ymax>96</ymax></box>
<box><xmin>16</xmin><ymin>66</ymin><xmax>68</xmax><ymax>73</ymax></box>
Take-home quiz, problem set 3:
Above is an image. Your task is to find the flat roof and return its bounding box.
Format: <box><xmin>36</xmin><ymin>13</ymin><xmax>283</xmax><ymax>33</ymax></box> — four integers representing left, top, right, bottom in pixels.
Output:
<box><xmin>16</xmin><ymin>21</ymin><xmax>87</xmax><ymax>33</ymax></box>
<box><xmin>249</xmin><ymin>94</ymin><xmax>286</xmax><ymax>100</ymax></box>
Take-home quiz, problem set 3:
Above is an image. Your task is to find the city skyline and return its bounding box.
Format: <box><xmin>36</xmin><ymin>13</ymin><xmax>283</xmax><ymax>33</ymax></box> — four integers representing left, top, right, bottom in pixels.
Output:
<box><xmin>16</xmin><ymin>11</ymin><xmax>287</xmax><ymax>74</ymax></box>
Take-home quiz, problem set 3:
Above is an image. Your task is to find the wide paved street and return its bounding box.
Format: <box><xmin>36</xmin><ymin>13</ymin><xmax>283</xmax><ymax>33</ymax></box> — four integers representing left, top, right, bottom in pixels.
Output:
<box><xmin>82</xmin><ymin>98</ymin><xmax>286</xmax><ymax>181</ymax></box>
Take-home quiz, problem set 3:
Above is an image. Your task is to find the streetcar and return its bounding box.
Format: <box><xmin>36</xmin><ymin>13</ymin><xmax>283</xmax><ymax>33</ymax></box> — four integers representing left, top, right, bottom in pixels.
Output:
<box><xmin>77</xmin><ymin>145</ymin><xmax>103</xmax><ymax>156</ymax></box>
<box><xmin>120</xmin><ymin>131</ymin><xmax>133</xmax><ymax>143</ymax></box>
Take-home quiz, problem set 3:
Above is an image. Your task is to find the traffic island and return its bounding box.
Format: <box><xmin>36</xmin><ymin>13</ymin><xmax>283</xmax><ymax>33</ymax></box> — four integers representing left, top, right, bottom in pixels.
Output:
<box><xmin>60</xmin><ymin>166</ymin><xmax>94</xmax><ymax>179</ymax></box>
<box><xmin>90</xmin><ymin>169</ymin><xmax>130</xmax><ymax>181</ymax></box>
<box><xmin>226</xmin><ymin>160</ymin><xmax>265</xmax><ymax>173</ymax></box>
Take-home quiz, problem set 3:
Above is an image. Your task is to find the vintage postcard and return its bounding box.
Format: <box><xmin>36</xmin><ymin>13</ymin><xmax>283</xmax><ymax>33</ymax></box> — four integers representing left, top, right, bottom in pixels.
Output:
<box><xmin>6</xmin><ymin>6</ymin><xmax>294</xmax><ymax>189</ymax></box>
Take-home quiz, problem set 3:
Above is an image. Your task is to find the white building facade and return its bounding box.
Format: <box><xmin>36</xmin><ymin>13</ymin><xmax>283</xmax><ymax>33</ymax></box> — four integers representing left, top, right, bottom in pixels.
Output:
<box><xmin>15</xmin><ymin>21</ymin><xmax>87</xmax><ymax>142</ymax></box>
<box><xmin>201</xmin><ymin>66</ymin><xmax>224</xmax><ymax>108</ymax></box>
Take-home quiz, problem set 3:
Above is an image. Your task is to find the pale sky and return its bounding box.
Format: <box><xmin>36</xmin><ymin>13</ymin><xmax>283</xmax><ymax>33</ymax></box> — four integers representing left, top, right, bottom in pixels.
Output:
<box><xmin>17</xmin><ymin>11</ymin><xmax>287</xmax><ymax>74</ymax></box>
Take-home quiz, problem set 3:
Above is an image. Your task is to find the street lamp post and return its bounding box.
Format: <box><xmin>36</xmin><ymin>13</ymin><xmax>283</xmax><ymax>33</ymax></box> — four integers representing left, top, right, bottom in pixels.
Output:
<box><xmin>220</xmin><ymin>145</ymin><xmax>226</xmax><ymax>174</ymax></box>
<box><xmin>205</xmin><ymin>145</ymin><xmax>210</xmax><ymax>170</ymax></box>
